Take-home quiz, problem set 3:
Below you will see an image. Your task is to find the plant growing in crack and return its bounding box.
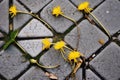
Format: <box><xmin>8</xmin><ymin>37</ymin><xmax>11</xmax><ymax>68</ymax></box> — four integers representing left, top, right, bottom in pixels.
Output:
<box><xmin>42</xmin><ymin>38</ymin><xmax>85</xmax><ymax>79</ymax></box>
<box><xmin>52</xmin><ymin>6</ymin><xmax>80</xmax><ymax>50</ymax></box>
<box><xmin>78</xmin><ymin>1</ymin><xmax>111</xmax><ymax>38</ymax></box>
<box><xmin>9</xmin><ymin>5</ymin><xmax>54</xmax><ymax>32</ymax></box>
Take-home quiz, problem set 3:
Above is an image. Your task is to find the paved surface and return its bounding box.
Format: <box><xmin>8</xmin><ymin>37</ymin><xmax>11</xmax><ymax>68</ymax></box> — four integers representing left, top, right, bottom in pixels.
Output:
<box><xmin>0</xmin><ymin>0</ymin><xmax>120</xmax><ymax>80</ymax></box>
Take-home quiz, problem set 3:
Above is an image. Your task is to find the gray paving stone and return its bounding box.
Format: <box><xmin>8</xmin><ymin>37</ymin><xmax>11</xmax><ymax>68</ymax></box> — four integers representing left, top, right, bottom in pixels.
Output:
<box><xmin>18</xmin><ymin>66</ymin><xmax>50</xmax><ymax>80</ymax></box>
<box><xmin>19</xmin><ymin>0</ymin><xmax>51</xmax><ymax>13</ymax></box>
<box><xmin>86</xmin><ymin>69</ymin><xmax>101</xmax><ymax>80</ymax></box>
<box><xmin>0</xmin><ymin>0</ymin><xmax>9</xmax><ymax>33</ymax></box>
<box><xmin>18</xmin><ymin>19</ymin><xmax>53</xmax><ymax>37</ymax></box>
<box><xmin>0</xmin><ymin>41</ymin><xmax>4</xmax><ymax>48</ymax></box>
<box><xmin>0</xmin><ymin>45</ymin><xmax>30</xmax><ymax>80</ymax></box>
<box><xmin>92</xmin><ymin>0</ymin><xmax>120</xmax><ymax>35</ymax></box>
<box><xmin>70</xmin><ymin>0</ymin><xmax>103</xmax><ymax>8</ymax></box>
<box><xmin>18</xmin><ymin>39</ymin><xmax>52</xmax><ymax>57</ymax></box>
<box><xmin>118</xmin><ymin>35</ymin><xmax>120</xmax><ymax>41</ymax></box>
<box><xmin>40</xmin><ymin>0</ymin><xmax>82</xmax><ymax>33</ymax></box>
<box><xmin>13</xmin><ymin>0</ymin><xmax>31</xmax><ymax>30</ymax></box>
<box><xmin>40</xmin><ymin>47</ymin><xmax>71</xmax><ymax>80</ymax></box>
<box><xmin>90</xmin><ymin>42</ymin><xmax>120</xmax><ymax>80</ymax></box>
<box><xmin>65</xmin><ymin>20</ymin><xmax>108</xmax><ymax>58</ymax></box>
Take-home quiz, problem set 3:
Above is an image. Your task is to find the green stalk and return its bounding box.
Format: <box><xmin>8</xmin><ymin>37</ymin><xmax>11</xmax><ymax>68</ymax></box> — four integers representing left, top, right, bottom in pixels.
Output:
<box><xmin>36</xmin><ymin>62</ymin><xmax>59</xmax><ymax>68</ymax></box>
<box><xmin>17</xmin><ymin>11</ymin><xmax>54</xmax><ymax>32</ymax></box>
<box><xmin>89</xmin><ymin>12</ymin><xmax>111</xmax><ymax>38</ymax></box>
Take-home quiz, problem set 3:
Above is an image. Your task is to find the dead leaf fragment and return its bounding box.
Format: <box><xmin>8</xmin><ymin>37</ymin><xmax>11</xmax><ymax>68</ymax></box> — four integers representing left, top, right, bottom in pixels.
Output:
<box><xmin>98</xmin><ymin>39</ymin><xmax>105</xmax><ymax>45</ymax></box>
<box><xmin>45</xmin><ymin>72</ymin><xmax>58</xmax><ymax>79</ymax></box>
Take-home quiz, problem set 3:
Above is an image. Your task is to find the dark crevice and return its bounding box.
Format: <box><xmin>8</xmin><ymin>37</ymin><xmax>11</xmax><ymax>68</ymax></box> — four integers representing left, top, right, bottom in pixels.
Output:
<box><xmin>17</xmin><ymin>0</ymin><xmax>56</xmax><ymax>35</ymax></box>
<box><xmin>88</xmin><ymin>65</ymin><xmax>105</xmax><ymax>80</ymax></box>
<box><xmin>12</xmin><ymin>64</ymin><xmax>32</xmax><ymax>80</ymax></box>
<box><xmin>87</xmin><ymin>40</ymin><xmax>111</xmax><ymax>62</ymax></box>
<box><xmin>0</xmin><ymin>74</ymin><xmax>7</xmax><ymax>80</ymax></box>
<box><xmin>93</xmin><ymin>0</ymin><xmax>105</xmax><ymax>11</ymax></box>
<box><xmin>9</xmin><ymin>0</ymin><xmax>13</xmax><ymax>33</ymax></box>
<box><xmin>16</xmin><ymin>36</ymin><xmax>53</xmax><ymax>41</ymax></box>
<box><xmin>64</xmin><ymin>17</ymin><xmax>85</xmax><ymax>36</ymax></box>
<box><xmin>17</xmin><ymin>0</ymin><xmax>31</xmax><ymax>12</ymax></box>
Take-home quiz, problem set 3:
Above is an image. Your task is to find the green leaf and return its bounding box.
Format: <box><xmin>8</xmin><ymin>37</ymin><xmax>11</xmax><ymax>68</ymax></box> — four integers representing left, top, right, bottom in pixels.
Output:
<box><xmin>3</xmin><ymin>39</ymin><xmax>14</xmax><ymax>50</ymax></box>
<box><xmin>10</xmin><ymin>29</ymin><xmax>19</xmax><ymax>40</ymax></box>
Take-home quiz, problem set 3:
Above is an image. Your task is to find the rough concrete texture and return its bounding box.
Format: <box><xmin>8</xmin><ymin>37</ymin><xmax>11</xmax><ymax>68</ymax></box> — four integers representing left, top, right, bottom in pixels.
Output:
<box><xmin>18</xmin><ymin>0</ymin><xmax>52</xmax><ymax>13</ymax></box>
<box><xmin>0</xmin><ymin>0</ymin><xmax>9</xmax><ymax>33</ymax></box>
<box><xmin>18</xmin><ymin>19</ymin><xmax>53</xmax><ymax>37</ymax></box>
<box><xmin>0</xmin><ymin>0</ymin><xmax>120</xmax><ymax>80</ymax></box>
<box><xmin>70</xmin><ymin>0</ymin><xmax>103</xmax><ymax>8</ymax></box>
<box><xmin>18</xmin><ymin>66</ymin><xmax>50</xmax><ymax>80</ymax></box>
<box><xmin>86</xmin><ymin>69</ymin><xmax>101</xmax><ymax>80</ymax></box>
<box><xmin>40</xmin><ymin>47</ymin><xmax>72</xmax><ymax>80</ymax></box>
<box><xmin>65</xmin><ymin>20</ymin><xmax>108</xmax><ymax>58</ymax></box>
<box><xmin>90</xmin><ymin>43</ymin><xmax>120</xmax><ymax>80</ymax></box>
<box><xmin>13</xmin><ymin>0</ymin><xmax>31</xmax><ymax>30</ymax></box>
<box><xmin>118</xmin><ymin>35</ymin><xmax>120</xmax><ymax>41</ymax></box>
<box><xmin>40</xmin><ymin>0</ymin><xmax>82</xmax><ymax>33</ymax></box>
<box><xmin>18</xmin><ymin>39</ymin><xmax>52</xmax><ymax>57</ymax></box>
<box><xmin>0</xmin><ymin>45</ymin><xmax>30</xmax><ymax>80</ymax></box>
<box><xmin>92</xmin><ymin>0</ymin><xmax>120</xmax><ymax>35</ymax></box>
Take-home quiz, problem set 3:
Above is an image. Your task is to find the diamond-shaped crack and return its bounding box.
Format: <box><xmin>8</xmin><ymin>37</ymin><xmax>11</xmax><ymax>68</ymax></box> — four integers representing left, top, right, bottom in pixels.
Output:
<box><xmin>92</xmin><ymin>0</ymin><xmax>120</xmax><ymax>35</ymax></box>
<box><xmin>0</xmin><ymin>45</ymin><xmax>30</xmax><ymax>80</ymax></box>
<box><xmin>0</xmin><ymin>0</ymin><xmax>9</xmax><ymax>33</ymax></box>
<box><xmin>65</xmin><ymin>20</ymin><xmax>108</xmax><ymax>58</ymax></box>
<box><xmin>90</xmin><ymin>42</ymin><xmax>120</xmax><ymax>80</ymax></box>
<box><xmin>40</xmin><ymin>47</ymin><xmax>71</xmax><ymax>80</ymax></box>
<box><xmin>18</xmin><ymin>19</ymin><xmax>53</xmax><ymax>37</ymax></box>
<box><xmin>18</xmin><ymin>66</ymin><xmax>50</xmax><ymax>80</ymax></box>
<box><xmin>13</xmin><ymin>0</ymin><xmax>31</xmax><ymax>30</ymax></box>
<box><xmin>18</xmin><ymin>39</ymin><xmax>52</xmax><ymax>57</ymax></box>
<box><xmin>18</xmin><ymin>0</ymin><xmax>52</xmax><ymax>13</ymax></box>
<box><xmin>40</xmin><ymin>0</ymin><xmax>82</xmax><ymax>33</ymax></box>
<box><xmin>70</xmin><ymin>0</ymin><xmax>103</xmax><ymax>8</ymax></box>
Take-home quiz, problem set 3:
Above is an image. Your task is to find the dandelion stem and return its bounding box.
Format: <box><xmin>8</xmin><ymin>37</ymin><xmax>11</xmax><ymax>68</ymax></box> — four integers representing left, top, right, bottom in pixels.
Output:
<box><xmin>64</xmin><ymin>46</ymin><xmax>73</xmax><ymax>51</ymax></box>
<box><xmin>60</xmin><ymin>48</ymin><xmax>68</xmax><ymax>61</ymax></box>
<box><xmin>89</xmin><ymin>12</ymin><xmax>111</xmax><ymax>38</ymax></box>
<box><xmin>36</xmin><ymin>61</ymin><xmax>59</xmax><ymax>69</ymax></box>
<box><xmin>17</xmin><ymin>11</ymin><xmax>54</xmax><ymax>32</ymax></box>
<box><xmin>60</xmin><ymin>14</ymin><xmax>77</xmax><ymax>25</ymax></box>
<box><xmin>14</xmin><ymin>40</ymin><xmax>27</xmax><ymax>54</ymax></box>
<box><xmin>60</xmin><ymin>14</ymin><xmax>80</xmax><ymax>50</ymax></box>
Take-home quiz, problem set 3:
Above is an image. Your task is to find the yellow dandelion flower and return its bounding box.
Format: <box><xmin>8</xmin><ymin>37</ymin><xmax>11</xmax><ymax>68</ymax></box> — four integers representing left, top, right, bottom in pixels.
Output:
<box><xmin>78</xmin><ymin>1</ymin><xmax>92</xmax><ymax>13</ymax></box>
<box><xmin>68</xmin><ymin>51</ymin><xmax>81</xmax><ymax>63</ymax></box>
<box><xmin>42</xmin><ymin>38</ymin><xmax>51</xmax><ymax>50</ymax></box>
<box><xmin>52</xmin><ymin>6</ymin><xmax>63</xmax><ymax>17</ymax></box>
<box><xmin>54</xmin><ymin>41</ymin><xmax>65</xmax><ymax>50</ymax></box>
<box><xmin>9</xmin><ymin>5</ymin><xmax>18</xmax><ymax>18</ymax></box>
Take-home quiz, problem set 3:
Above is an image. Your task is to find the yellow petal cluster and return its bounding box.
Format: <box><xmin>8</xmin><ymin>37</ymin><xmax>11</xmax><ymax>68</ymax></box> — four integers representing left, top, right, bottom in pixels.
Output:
<box><xmin>9</xmin><ymin>5</ymin><xmax>18</xmax><ymax>17</ymax></box>
<box><xmin>54</xmin><ymin>41</ymin><xmax>65</xmax><ymax>50</ymax></box>
<box><xmin>42</xmin><ymin>38</ymin><xmax>51</xmax><ymax>50</ymax></box>
<box><xmin>78</xmin><ymin>1</ymin><xmax>92</xmax><ymax>13</ymax></box>
<box><xmin>68</xmin><ymin>51</ymin><xmax>81</xmax><ymax>63</ymax></box>
<box><xmin>52</xmin><ymin>6</ymin><xmax>63</xmax><ymax>17</ymax></box>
